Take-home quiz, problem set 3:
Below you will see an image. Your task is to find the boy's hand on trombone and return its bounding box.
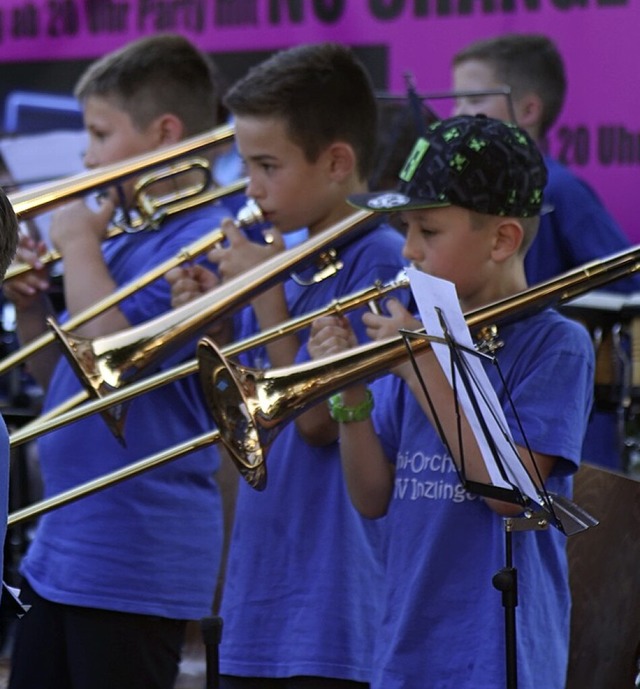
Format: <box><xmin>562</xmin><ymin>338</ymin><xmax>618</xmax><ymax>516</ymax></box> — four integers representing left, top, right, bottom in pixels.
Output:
<box><xmin>166</xmin><ymin>263</ymin><xmax>232</xmax><ymax>344</ymax></box>
<box><xmin>308</xmin><ymin>315</ymin><xmax>357</xmax><ymax>360</ymax></box>
<box><xmin>49</xmin><ymin>197</ymin><xmax>115</xmax><ymax>253</ymax></box>
<box><xmin>208</xmin><ymin>217</ymin><xmax>284</xmax><ymax>282</ymax></box>
<box><xmin>2</xmin><ymin>234</ymin><xmax>50</xmax><ymax>310</ymax></box>
<box><xmin>362</xmin><ymin>298</ymin><xmax>421</xmax><ymax>343</ymax></box>
<box><xmin>166</xmin><ymin>263</ymin><xmax>220</xmax><ymax>308</ymax></box>
<box><xmin>363</xmin><ymin>298</ymin><xmax>423</xmax><ymax>380</ymax></box>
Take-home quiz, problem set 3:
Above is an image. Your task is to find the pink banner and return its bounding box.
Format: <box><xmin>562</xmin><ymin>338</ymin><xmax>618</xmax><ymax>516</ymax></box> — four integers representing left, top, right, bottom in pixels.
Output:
<box><xmin>0</xmin><ymin>1</ymin><xmax>637</xmax><ymax>240</ymax></box>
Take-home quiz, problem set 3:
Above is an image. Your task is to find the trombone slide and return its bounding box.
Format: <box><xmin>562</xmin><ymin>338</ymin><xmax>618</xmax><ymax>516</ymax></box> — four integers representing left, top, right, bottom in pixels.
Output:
<box><xmin>0</xmin><ymin>177</ymin><xmax>248</xmax><ymax>379</ymax></box>
<box><xmin>48</xmin><ymin>209</ymin><xmax>376</xmax><ymax>411</ymax></box>
<box><xmin>10</xmin><ymin>242</ymin><xmax>640</xmax><ymax>523</ymax></box>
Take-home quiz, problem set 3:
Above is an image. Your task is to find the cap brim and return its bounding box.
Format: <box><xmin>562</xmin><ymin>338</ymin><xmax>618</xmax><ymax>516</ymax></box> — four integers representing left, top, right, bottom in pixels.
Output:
<box><xmin>348</xmin><ymin>190</ymin><xmax>450</xmax><ymax>213</ymax></box>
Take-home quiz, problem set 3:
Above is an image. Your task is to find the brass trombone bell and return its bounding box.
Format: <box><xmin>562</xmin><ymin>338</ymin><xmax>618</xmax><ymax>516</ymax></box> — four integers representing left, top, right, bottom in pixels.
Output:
<box><xmin>8</xmin><ymin>122</ymin><xmax>234</xmax><ymax>220</ymax></box>
<box><xmin>6</xmin><ymin>273</ymin><xmax>411</xmax><ymax>525</ymax></box>
<box><xmin>46</xmin><ymin>196</ymin><xmax>264</xmax><ymax>441</ymax></box>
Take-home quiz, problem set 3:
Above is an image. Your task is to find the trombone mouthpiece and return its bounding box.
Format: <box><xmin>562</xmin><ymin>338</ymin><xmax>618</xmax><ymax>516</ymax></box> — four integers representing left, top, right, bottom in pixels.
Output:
<box><xmin>236</xmin><ymin>198</ymin><xmax>265</xmax><ymax>227</ymax></box>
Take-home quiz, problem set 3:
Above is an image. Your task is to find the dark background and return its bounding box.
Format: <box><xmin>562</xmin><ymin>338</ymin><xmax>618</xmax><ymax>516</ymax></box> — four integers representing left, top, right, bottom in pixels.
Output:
<box><xmin>0</xmin><ymin>45</ymin><xmax>389</xmax><ymax>135</ymax></box>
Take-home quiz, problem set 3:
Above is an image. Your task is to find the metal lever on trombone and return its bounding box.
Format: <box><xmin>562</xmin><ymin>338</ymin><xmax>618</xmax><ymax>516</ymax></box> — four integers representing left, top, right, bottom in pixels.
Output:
<box><xmin>291</xmin><ymin>248</ymin><xmax>344</xmax><ymax>286</ymax></box>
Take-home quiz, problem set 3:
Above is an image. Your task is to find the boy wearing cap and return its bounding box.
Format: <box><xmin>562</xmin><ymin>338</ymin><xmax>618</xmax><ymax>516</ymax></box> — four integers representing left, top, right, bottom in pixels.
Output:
<box><xmin>308</xmin><ymin>114</ymin><xmax>595</xmax><ymax>689</ymax></box>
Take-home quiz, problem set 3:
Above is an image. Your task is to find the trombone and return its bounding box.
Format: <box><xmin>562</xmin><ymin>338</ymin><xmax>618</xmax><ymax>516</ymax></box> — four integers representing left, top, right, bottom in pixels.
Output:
<box><xmin>6</xmin><ymin>156</ymin><xmax>219</xmax><ymax>281</ymax></box>
<box><xmin>6</xmin><ymin>275</ymin><xmax>411</xmax><ymax>525</ymax></box>
<box><xmin>39</xmin><ymin>209</ymin><xmax>377</xmax><ymax>437</ymax></box>
<box><xmin>198</xmin><ymin>242</ymin><xmax>640</xmax><ymax>490</ymax></box>
<box><xmin>0</xmin><ymin>177</ymin><xmax>250</xmax><ymax>378</ymax></box>
<box><xmin>8</xmin><ymin>122</ymin><xmax>234</xmax><ymax>220</ymax></box>
<box><xmin>10</xmin><ymin>272</ymin><xmax>410</xmax><ymax>446</ymax></box>
<box><xmin>8</xmin><ymin>242</ymin><xmax>640</xmax><ymax>524</ymax></box>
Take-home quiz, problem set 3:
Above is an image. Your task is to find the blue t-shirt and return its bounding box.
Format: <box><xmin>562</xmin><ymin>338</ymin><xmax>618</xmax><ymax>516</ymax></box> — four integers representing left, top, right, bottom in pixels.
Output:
<box><xmin>369</xmin><ymin>308</ymin><xmax>594</xmax><ymax>689</ymax></box>
<box><xmin>21</xmin><ymin>204</ymin><xmax>230</xmax><ymax>619</ymax></box>
<box><xmin>526</xmin><ymin>157</ymin><xmax>639</xmax><ymax>471</ymax></box>
<box><xmin>219</xmin><ymin>223</ymin><xmax>407</xmax><ymax>682</ymax></box>
<box><xmin>526</xmin><ymin>157</ymin><xmax>640</xmax><ymax>294</ymax></box>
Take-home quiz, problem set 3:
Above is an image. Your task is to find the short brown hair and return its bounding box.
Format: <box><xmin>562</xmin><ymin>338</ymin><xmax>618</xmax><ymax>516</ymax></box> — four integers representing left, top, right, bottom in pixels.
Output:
<box><xmin>453</xmin><ymin>34</ymin><xmax>566</xmax><ymax>136</ymax></box>
<box><xmin>75</xmin><ymin>34</ymin><xmax>224</xmax><ymax>136</ymax></box>
<box><xmin>224</xmin><ymin>43</ymin><xmax>377</xmax><ymax>181</ymax></box>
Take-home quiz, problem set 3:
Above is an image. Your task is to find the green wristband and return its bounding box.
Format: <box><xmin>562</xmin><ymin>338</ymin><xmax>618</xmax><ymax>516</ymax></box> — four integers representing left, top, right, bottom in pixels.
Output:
<box><xmin>327</xmin><ymin>389</ymin><xmax>374</xmax><ymax>423</ymax></box>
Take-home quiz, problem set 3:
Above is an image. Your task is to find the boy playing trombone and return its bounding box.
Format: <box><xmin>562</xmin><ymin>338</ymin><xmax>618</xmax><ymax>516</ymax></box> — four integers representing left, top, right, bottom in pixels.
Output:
<box><xmin>308</xmin><ymin>115</ymin><xmax>595</xmax><ymax>689</ymax></box>
<box><xmin>3</xmin><ymin>34</ymin><xmax>234</xmax><ymax>689</ymax></box>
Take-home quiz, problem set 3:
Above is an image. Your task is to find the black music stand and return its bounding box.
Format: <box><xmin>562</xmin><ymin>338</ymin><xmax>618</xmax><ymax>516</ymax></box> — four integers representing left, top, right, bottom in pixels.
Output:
<box><xmin>399</xmin><ymin>280</ymin><xmax>597</xmax><ymax>689</ymax></box>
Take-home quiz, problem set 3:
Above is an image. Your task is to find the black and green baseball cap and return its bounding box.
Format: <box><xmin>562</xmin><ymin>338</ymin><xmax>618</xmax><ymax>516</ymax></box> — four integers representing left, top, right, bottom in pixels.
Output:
<box><xmin>350</xmin><ymin>114</ymin><xmax>547</xmax><ymax>218</ymax></box>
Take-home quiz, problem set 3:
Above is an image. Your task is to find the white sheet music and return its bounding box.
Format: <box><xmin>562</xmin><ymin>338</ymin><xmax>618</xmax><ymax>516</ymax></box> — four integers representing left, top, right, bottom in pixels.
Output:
<box><xmin>407</xmin><ymin>267</ymin><xmax>542</xmax><ymax>505</ymax></box>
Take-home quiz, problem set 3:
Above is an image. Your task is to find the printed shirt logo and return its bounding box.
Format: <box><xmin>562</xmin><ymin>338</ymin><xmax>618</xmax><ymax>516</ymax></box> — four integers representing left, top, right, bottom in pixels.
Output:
<box><xmin>394</xmin><ymin>449</ymin><xmax>477</xmax><ymax>504</ymax></box>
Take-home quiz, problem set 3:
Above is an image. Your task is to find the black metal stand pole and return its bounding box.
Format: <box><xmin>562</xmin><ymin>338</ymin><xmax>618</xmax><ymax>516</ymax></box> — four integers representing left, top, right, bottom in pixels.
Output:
<box><xmin>492</xmin><ymin>521</ymin><xmax>518</xmax><ymax>689</ymax></box>
<box><xmin>200</xmin><ymin>616</ymin><xmax>223</xmax><ymax>689</ymax></box>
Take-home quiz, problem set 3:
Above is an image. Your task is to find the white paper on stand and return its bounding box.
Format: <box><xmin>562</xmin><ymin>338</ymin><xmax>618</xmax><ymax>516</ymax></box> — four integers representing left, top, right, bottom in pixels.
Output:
<box><xmin>407</xmin><ymin>267</ymin><xmax>542</xmax><ymax>505</ymax></box>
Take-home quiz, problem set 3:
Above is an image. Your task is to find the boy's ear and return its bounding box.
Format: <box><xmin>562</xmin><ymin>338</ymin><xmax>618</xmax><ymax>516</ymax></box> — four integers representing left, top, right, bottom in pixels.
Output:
<box><xmin>154</xmin><ymin>113</ymin><xmax>185</xmax><ymax>146</ymax></box>
<box><xmin>325</xmin><ymin>141</ymin><xmax>357</xmax><ymax>181</ymax></box>
<box><xmin>491</xmin><ymin>219</ymin><xmax>524</xmax><ymax>261</ymax></box>
<box><xmin>516</xmin><ymin>92</ymin><xmax>544</xmax><ymax>133</ymax></box>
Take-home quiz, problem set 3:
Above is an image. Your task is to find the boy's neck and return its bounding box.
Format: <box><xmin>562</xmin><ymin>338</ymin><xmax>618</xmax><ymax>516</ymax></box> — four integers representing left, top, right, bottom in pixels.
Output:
<box><xmin>522</xmin><ymin>124</ymin><xmax>542</xmax><ymax>145</ymax></box>
<box><xmin>460</xmin><ymin>262</ymin><xmax>529</xmax><ymax>313</ymax></box>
